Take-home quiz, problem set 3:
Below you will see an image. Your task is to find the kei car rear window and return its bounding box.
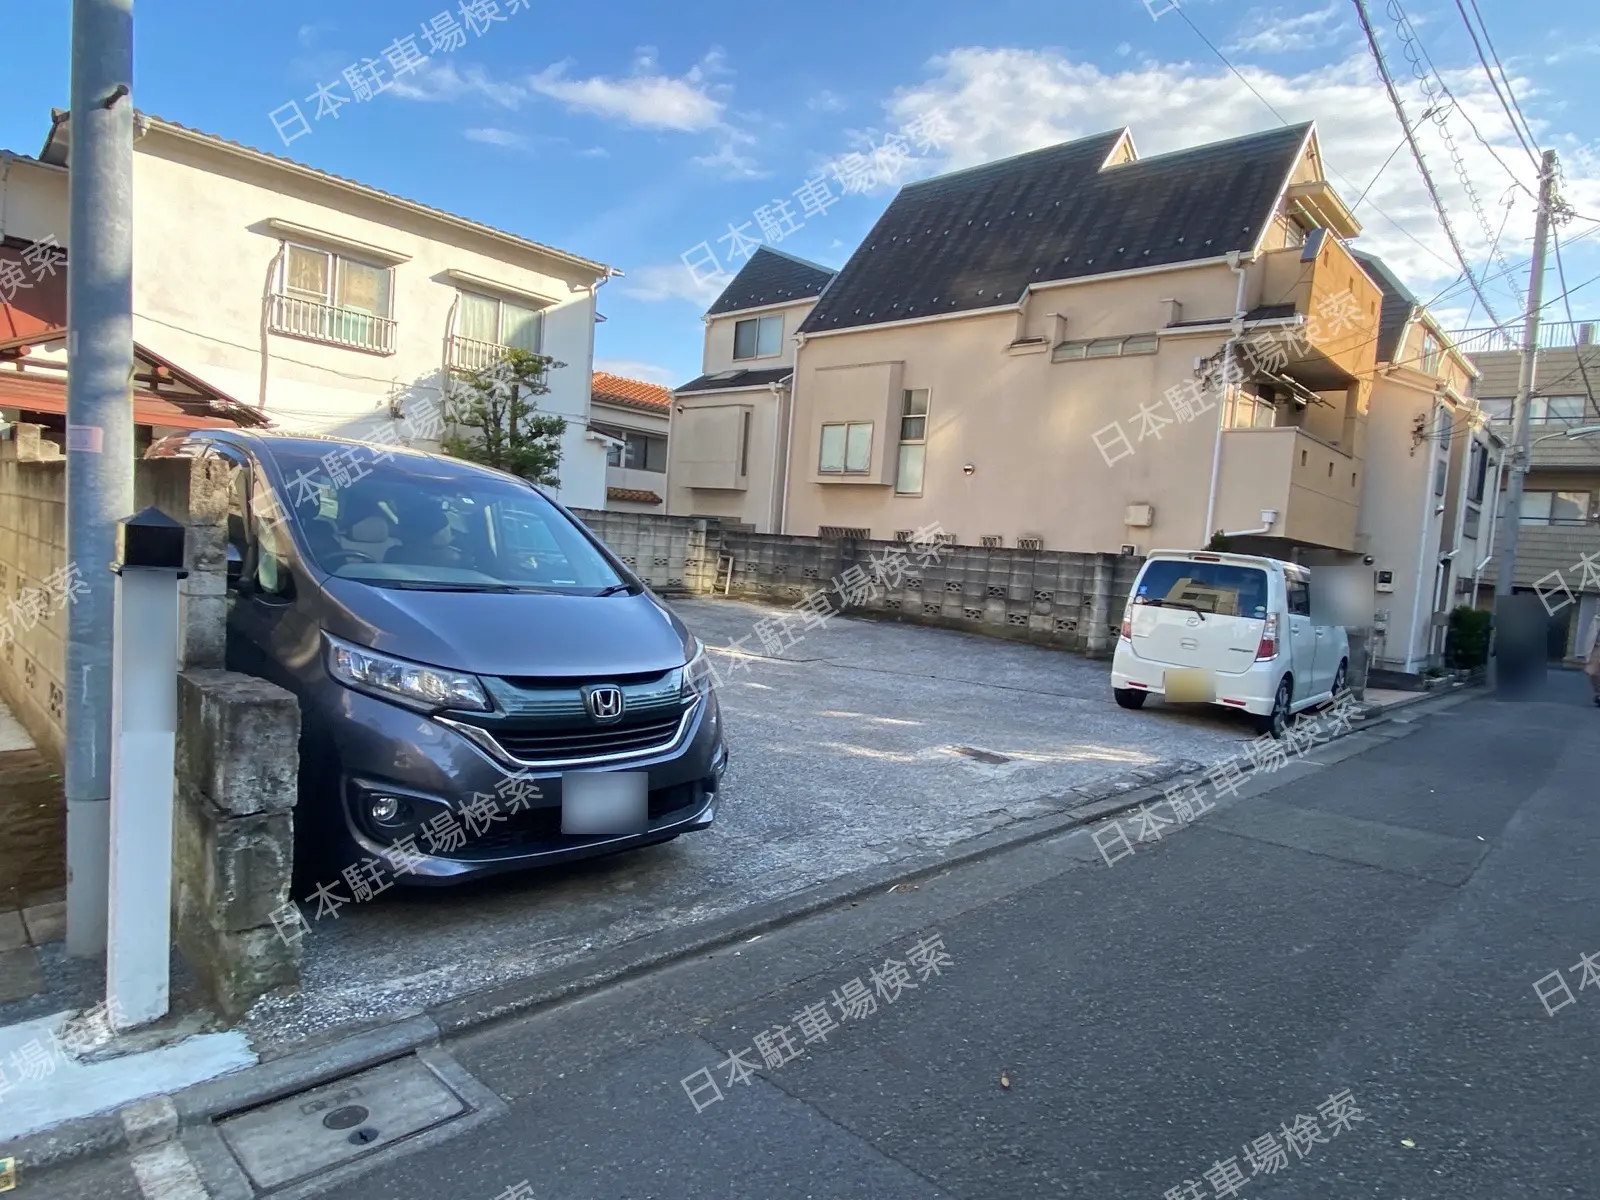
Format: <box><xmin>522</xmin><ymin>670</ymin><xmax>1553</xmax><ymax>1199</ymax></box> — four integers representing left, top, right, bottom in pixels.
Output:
<box><xmin>1134</xmin><ymin>560</ymin><xmax>1269</xmax><ymax>619</ymax></box>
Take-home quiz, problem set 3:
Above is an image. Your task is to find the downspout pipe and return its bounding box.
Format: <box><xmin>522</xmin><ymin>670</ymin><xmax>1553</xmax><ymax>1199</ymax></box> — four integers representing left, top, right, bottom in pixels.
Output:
<box><xmin>779</xmin><ymin>333</ymin><xmax>804</xmax><ymax>535</ymax></box>
<box><xmin>1473</xmin><ymin>441</ymin><xmax>1507</xmax><ymax>590</ymax></box>
<box><xmin>1203</xmin><ymin>251</ymin><xmax>1251</xmax><ymax>545</ymax></box>
<box><xmin>1403</xmin><ymin>398</ymin><xmax>1442</xmax><ymax>673</ymax></box>
<box><xmin>1220</xmin><ymin>509</ymin><xmax>1279</xmax><ymax>539</ymax></box>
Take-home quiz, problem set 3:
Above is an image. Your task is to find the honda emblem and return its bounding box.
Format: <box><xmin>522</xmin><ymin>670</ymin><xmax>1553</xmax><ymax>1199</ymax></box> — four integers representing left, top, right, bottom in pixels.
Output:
<box><xmin>585</xmin><ymin>686</ymin><xmax>625</xmax><ymax>723</ymax></box>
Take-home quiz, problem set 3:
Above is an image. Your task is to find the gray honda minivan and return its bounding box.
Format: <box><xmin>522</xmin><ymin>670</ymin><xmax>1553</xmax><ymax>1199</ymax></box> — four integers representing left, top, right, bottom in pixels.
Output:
<box><xmin>148</xmin><ymin>431</ymin><xmax>726</xmax><ymax>885</ymax></box>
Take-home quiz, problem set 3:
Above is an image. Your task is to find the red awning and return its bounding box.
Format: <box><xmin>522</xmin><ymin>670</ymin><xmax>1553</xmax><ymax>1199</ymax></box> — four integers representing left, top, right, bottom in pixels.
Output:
<box><xmin>0</xmin><ymin>373</ymin><xmax>241</xmax><ymax>431</ymax></box>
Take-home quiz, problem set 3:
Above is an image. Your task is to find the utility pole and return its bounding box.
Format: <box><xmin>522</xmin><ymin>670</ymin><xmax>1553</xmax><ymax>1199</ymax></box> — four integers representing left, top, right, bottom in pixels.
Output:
<box><xmin>64</xmin><ymin>0</ymin><xmax>136</xmax><ymax>957</ymax></box>
<box><xmin>1487</xmin><ymin>148</ymin><xmax>1557</xmax><ymax>691</ymax></box>
<box><xmin>1495</xmin><ymin>148</ymin><xmax>1558</xmax><ymax>603</ymax></box>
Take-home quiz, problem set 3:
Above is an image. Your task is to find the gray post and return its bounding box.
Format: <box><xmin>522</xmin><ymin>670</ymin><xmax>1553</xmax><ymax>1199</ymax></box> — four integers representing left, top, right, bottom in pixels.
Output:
<box><xmin>1494</xmin><ymin>149</ymin><xmax>1558</xmax><ymax>604</ymax></box>
<box><xmin>65</xmin><ymin>0</ymin><xmax>137</xmax><ymax>957</ymax></box>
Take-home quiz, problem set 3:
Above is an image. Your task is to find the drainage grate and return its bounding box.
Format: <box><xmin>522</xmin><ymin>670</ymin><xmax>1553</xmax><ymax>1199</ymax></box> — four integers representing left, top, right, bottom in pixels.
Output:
<box><xmin>218</xmin><ymin>1057</ymin><xmax>468</xmax><ymax>1192</ymax></box>
<box><xmin>952</xmin><ymin>745</ymin><xmax>1011</xmax><ymax>765</ymax></box>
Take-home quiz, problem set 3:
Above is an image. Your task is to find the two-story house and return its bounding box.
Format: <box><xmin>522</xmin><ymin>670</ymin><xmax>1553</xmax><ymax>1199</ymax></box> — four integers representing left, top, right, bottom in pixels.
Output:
<box><xmin>591</xmin><ymin>371</ymin><xmax>671</xmax><ymax>512</ymax></box>
<box><xmin>1464</xmin><ymin>321</ymin><xmax>1600</xmax><ymax>661</ymax></box>
<box><xmin>667</xmin><ymin>247</ymin><xmax>836</xmax><ymax>531</ymax></box>
<box><xmin>780</xmin><ymin>123</ymin><xmax>1384</xmax><ymax>559</ymax></box>
<box><xmin>1</xmin><ymin>110</ymin><xmax>616</xmax><ymax>508</ymax></box>
<box><xmin>1350</xmin><ymin>250</ymin><xmax>1501</xmax><ymax>674</ymax></box>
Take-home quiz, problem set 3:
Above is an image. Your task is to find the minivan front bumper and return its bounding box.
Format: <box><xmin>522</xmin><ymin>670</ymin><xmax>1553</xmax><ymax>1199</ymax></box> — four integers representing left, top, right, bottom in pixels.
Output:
<box><xmin>304</xmin><ymin>683</ymin><xmax>727</xmax><ymax>885</ymax></box>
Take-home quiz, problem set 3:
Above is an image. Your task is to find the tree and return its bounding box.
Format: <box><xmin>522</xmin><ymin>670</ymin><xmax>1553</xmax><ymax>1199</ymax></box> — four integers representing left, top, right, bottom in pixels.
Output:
<box><xmin>441</xmin><ymin>348</ymin><xmax>567</xmax><ymax>486</ymax></box>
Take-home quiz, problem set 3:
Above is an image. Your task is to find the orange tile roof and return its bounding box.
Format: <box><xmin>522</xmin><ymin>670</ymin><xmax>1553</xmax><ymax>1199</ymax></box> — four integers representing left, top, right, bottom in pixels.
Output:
<box><xmin>592</xmin><ymin>372</ymin><xmax>673</xmax><ymax>413</ymax></box>
<box><xmin>607</xmin><ymin>486</ymin><xmax>663</xmax><ymax>506</ymax></box>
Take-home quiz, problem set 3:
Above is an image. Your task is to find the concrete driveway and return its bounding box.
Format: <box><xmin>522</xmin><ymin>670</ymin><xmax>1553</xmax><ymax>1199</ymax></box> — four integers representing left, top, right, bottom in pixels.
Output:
<box><xmin>244</xmin><ymin>597</ymin><xmax>1253</xmax><ymax>1048</ymax></box>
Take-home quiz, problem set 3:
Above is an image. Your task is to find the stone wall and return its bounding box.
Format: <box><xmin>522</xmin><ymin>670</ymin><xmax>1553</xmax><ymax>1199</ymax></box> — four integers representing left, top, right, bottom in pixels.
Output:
<box><xmin>570</xmin><ymin>506</ymin><xmax>1143</xmax><ymax>657</ymax></box>
<box><xmin>174</xmin><ymin>670</ymin><xmax>302</xmax><ymax>1018</ymax></box>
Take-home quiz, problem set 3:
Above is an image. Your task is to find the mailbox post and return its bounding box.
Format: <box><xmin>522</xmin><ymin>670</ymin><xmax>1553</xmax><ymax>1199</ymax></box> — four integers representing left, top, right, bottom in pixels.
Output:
<box><xmin>106</xmin><ymin>506</ymin><xmax>186</xmax><ymax>1030</ymax></box>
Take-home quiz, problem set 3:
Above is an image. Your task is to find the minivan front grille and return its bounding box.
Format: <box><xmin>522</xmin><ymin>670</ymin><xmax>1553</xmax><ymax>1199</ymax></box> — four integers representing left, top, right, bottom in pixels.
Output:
<box><xmin>492</xmin><ymin>714</ymin><xmax>684</xmax><ymax>761</ymax></box>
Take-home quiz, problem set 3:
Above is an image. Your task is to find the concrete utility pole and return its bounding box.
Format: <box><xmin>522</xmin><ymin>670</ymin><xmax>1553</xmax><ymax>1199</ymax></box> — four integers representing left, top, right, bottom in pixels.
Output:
<box><xmin>1494</xmin><ymin>149</ymin><xmax>1558</xmax><ymax>603</ymax></box>
<box><xmin>64</xmin><ymin>0</ymin><xmax>136</xmax><ymax>957</ymax></box>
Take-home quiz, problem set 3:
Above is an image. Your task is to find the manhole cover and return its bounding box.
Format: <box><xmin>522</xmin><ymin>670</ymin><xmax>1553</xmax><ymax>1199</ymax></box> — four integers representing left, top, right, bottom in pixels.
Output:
<box><xmin>952</xmin><ymin>745</ymin><xmax>1010</xmax><ymax>765</ymax></box>
<box><xmin>219</xmin><ymin>1057</ymin><xmax>466</xmax><ymax>1191</ymax></box>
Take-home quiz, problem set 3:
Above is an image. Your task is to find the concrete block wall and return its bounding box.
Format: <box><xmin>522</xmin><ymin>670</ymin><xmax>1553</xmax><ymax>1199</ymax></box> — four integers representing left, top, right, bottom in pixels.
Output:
<box><xmin>0</xmin><ymin>425</ymin><xmax>232</xmax><ymax>767</ymax></box>
<box><xmin>0</xmin><ymin>425</ymin><xmax>68</xmax><ymax>763</ymax></box>
<box><xmin>174</xmin><ymin>670</ymin><xmax>302</xmax><ymax>1018</ymax></box>
<box><xmin>567</xmin><ymin>507</ymin><xmax>1146</xmax><ymax>658</ymax></box>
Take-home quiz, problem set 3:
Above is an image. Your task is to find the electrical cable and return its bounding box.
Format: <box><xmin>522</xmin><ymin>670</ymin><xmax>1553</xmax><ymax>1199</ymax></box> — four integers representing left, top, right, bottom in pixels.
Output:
<box><xmin>1452</xmin><ymin>0</ymin><xmax>1542</xmax><ymax>166</ymax></box>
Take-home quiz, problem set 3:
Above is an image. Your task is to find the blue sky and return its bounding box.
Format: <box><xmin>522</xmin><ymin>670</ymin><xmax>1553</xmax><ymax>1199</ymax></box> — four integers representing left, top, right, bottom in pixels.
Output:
<box><xmin>3</xmin><ymin>0</ymin><xmax>1599</xmax><ymax>387</ymax></box>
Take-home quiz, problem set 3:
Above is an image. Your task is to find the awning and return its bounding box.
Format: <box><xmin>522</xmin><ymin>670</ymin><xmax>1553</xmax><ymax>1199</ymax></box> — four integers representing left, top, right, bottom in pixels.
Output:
<box><xmin>0</xmin><ymin>373</ymin><xmax>241</xmax><ymax>430</ymax></box>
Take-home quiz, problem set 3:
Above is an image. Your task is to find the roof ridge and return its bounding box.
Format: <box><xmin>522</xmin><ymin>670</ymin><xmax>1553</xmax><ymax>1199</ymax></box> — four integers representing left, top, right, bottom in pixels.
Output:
<box><xmin>1112</xmin><ymin>121</ymin><xmax>1312</xmax><ymax>169</ymax></box>
<box><xmin>751</xmin><ymin>245</ymin><xmax>836</xmax><ymax>277</ymax></box>
<box><xmin>900</xmin><ymin>128</ymin><xmax>1127</xmax><ymax>191</ymax></box>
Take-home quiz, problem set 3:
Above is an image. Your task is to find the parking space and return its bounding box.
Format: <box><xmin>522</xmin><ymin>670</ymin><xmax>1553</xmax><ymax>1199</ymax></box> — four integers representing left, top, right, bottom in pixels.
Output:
<box><xmin>243</xmin><ymin>598</ymin><xmax>1252</xmax><ymax>1048</ymax></box>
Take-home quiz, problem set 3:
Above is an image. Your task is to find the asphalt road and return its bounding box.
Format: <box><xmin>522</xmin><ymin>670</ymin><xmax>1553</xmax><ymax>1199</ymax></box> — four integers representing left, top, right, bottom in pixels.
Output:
<box><xmin>34</xmin><ymin>670</ymin><xmax>1599</xmax><ymax>1199</ymax></box>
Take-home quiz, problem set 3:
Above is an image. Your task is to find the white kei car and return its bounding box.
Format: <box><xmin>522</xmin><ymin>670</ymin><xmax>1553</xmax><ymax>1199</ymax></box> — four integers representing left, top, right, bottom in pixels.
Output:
<box><xmin>1110</xmin><ymin>550</ymin><xmax>1349</xmax><ymax>738</ymax></box>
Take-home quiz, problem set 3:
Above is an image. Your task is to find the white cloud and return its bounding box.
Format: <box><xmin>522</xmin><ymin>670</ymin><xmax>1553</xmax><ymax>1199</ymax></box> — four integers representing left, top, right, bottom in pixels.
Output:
<box><xmin>808</xmin><ymin>89</ymin><xmax>847</xmax><ymax>113</ymax></box>
<box><xmin>580</xmin><ymin>145</ymin><xmax>611</xmax><ymax>158</ymax></box>
<box><xmin>874</xmin><ymin>45</ymin><xmax>1599</xmax><ymax>322</ymax></box>
<box><xmin>595</xmin><ymin>359</ymin><xmax>679</xmax><ymax>385</ymax></box>
<box><xmin>1227</xmin><ymin>2</ymin><xmax>1347</xmax><ymax>55</ymax></box>
<box><xmin>463</xmin><ymin>127</ymin><xmax>528</xmax><ymax>148</ymax></box>
<box><xmin>390</xmin><ymin>60</ymin><xmax>526</xmax><ymax>108</ymax></box>
<box><xmin>526</xmin><ymin>59</ymin><xmax>723</xmax><ymax>131</ymax></box>
<box><xmin>619</xmin><ymin>263</ymin><xmax>729</xmax><ymax>308</ymax></box>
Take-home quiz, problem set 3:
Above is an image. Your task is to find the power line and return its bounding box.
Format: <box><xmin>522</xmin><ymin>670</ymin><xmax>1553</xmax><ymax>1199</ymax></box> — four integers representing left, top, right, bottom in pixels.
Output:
<box><xmin>1548</xmin><ymin>227</ymin><xmax>1600</xmax><ymax>413</ymax></box>
<box><xmin>1352</xmin><ymin>0</ymin><xmax>1508</xmax><ymax>327</ymax></box>
<box><xmin>1452</xmin><ymin>0</ymin><xmax>1542</xmax><ymax>166</ymax></box>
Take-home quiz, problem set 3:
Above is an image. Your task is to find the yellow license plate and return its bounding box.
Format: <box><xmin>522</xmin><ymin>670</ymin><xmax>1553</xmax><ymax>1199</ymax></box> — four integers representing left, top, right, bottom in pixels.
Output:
<box><xmin>1164</xmin><ymin>668</ymin><xmax>1216</xmax><ymax>704</ymax></box>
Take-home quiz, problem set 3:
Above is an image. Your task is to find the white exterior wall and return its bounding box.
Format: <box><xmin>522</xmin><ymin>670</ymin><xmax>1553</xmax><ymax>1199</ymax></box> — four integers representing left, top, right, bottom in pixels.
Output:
<box><xmin>0</xmin><ymin>132</ymin><xmax>610</xmax><ymax>508</ymax></box>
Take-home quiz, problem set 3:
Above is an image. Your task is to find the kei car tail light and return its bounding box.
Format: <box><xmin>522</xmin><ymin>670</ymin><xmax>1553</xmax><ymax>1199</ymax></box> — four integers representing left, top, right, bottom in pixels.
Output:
<box><xmin>1120</xmin><ymin>611</ymin><xmax>1132</xmax><ymax>640</ymax></box>
<box><xmin>1256</xmin><ymin>613</ymin><xmax>1279</xmax><ymax>661</ymax></box>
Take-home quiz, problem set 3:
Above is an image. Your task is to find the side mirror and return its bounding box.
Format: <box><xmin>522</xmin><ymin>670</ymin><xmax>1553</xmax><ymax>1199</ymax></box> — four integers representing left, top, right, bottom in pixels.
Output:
<box><xmin>226</xmin><ymin>542</ymin><xmax>244</xmax><ymax>588</ymax></box>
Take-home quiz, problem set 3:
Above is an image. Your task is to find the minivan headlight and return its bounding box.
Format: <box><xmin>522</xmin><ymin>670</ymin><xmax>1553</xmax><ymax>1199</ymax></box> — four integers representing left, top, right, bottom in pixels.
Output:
<box><xmin>681</xmin><ymin>638</ymin><xmax>713</xmax><ymax>697</ymax></box>
<box><xmin>324</xmin><ymin>634</ymin><xmax>490</xmax><ymax>712</ymax></box>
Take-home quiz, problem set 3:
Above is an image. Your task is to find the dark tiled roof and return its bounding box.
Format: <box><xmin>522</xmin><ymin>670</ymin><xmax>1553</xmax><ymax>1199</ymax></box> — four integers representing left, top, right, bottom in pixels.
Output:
<box><xmin>799</xmin><ymin>123</ymin><xmax>1313</xmax><ymax>336</ymax></box>
<box><xmin>675</xmin><ymin>366</ymin><xmax>793</xmax><ymax>394</ymax></box>
<box><xmin>706</xmin><ymin>247</ymin><xmax>835</xmax><ymax>316</ymax></box>
<box><xmin>1349</xmin><ymin>250</ymin><xmax>1416</xmax><ymax>364</ymax></box>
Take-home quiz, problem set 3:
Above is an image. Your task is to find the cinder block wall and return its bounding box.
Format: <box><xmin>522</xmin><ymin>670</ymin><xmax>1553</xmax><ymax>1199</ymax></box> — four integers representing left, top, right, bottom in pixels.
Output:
<box><xmin>568</xmin><ymin>506</ymin><xmax>1143</xmax><ymax>657</ymax></box>
<box><xmin>0</xmin><ymin>425</ymin><xmax>231</xmax><ymax>767</ymax></box>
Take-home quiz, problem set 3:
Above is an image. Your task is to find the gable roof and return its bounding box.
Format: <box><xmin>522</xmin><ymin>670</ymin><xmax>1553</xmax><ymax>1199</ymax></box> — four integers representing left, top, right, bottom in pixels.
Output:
<box><xmin>1349</xmin><ymin>249</ymin><xmax>1418</xmax><ymax>364</ymax></box>
<box><xmin>591</xmin><ymin>371</ymin><xmax>672</xmax><ymax>413</ymax></box>
<box><xmin>799</xmin><ymin>123</ymin><xmax>1313</xmax><ymax>336</ymax></box>
<box><xmin>707</xmin><ymin>246</ymin><xmax>835</xmax><ymax>316</ymax></box>
<box><xmin>39</xmin><ymin>111</ymin><xmax>613</xmax><ymax>280</ymax></box>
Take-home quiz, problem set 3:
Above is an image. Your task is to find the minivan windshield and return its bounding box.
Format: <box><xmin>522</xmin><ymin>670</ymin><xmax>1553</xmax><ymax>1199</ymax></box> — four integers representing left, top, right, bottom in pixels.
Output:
<box><xmin>263</xmin><ymin>444</ymin><xmax>628</xmax><ymax>594</ymax></box>
<box><xmin>1134</xmin><ymin>559</ymin><xmax>1269</xmax><ymax>619</ymax></box>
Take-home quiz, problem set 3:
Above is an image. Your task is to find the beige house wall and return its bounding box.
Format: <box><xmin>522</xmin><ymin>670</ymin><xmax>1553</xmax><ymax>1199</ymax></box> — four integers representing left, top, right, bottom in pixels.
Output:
<box><xmin>0</xmin><ymin>128</ymin><xmax>611</xmax><ymax>508</ymax></box>
<box><xmin>702</xmin><ymin>298</ymin><xmax>817</xmax><ymax>374</ymax></box>
<box><xmin>666</xmin><ymin>386</ymin><xmax>787</xmax><ymax>531</ymax></box>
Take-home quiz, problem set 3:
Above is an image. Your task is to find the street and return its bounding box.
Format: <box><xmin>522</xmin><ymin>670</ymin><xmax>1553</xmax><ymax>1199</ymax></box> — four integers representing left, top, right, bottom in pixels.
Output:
<box><xmin>30</xmin><ymin>671</ymin><xmax>1599</xmax><ymax>1199</ymax></box>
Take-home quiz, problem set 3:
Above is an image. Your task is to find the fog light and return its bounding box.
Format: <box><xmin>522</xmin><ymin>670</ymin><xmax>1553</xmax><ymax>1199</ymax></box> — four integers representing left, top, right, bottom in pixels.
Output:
<box><xmin>369</xmin><ymin>795</ymin><xmax>403</xmax><ymax>823</ymax></box>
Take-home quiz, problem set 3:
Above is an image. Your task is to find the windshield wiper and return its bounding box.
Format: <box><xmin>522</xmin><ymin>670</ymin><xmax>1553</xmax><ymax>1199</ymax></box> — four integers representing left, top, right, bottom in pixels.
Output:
<box><xmin>594</xmin><ymin>583</ymin><xmax>635</xmax><ymax>596</ymax></box>
<box><xmin>1143</xmin><ymin>599</ymin><xmax>1207</xmax><ymax>620</ymax></box>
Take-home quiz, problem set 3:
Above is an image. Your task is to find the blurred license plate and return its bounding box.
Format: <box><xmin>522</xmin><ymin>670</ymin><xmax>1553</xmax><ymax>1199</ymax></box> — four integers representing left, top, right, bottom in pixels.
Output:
<box><xmin>561</xmin><ymin>771</ymin><xmax>648</xmax><ymax>835</ymax></box>
<box><xmin>1164</xmin><ymin>668</ymin><xmax>1216</xmax><ymax>704</ymax></box>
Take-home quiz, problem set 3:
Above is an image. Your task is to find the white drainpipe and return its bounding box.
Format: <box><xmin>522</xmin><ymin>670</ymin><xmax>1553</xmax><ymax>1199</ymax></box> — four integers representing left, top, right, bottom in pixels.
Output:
<box><xmin>1403</xmin><ymin>398</ymin><xmax>1442</xmax><ymax>673</ymax></box>
<box><xmin>1473</xmin><ymin>440</ymin><xmax>1507</xmax><ymax>592</ymax></box>
<box><xmin>1203</xmin><ymin>251</ymin><xmax>1251</xmax><ymax>545</ymax></box>
<box><xmin>1220</xmin><ymin>509</ymin><xmax>1279</xmax><ymax>538</ymax></box>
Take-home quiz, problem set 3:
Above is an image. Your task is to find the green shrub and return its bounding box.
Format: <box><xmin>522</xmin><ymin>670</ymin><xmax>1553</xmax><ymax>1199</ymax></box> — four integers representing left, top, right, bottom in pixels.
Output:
<box><xmin>1445</xmin><ymin>605</ymin><xmax>1492</xmax><ymax>669</ymax></box>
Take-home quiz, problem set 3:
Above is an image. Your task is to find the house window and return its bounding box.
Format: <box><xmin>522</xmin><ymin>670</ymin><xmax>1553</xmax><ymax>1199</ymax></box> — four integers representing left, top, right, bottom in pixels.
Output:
<box><xmin>819</xmin><ymin>421</ymin><xmax>872</xmax><ymax>474</ymax></box>
<box><xmin>896</xmin><ymin>389</ymin><xmax>928</xmax><ymax>495</ymax></box>
<box><xmin>453</xmin><ymin>291</ymin><xmax>545</xmax><ymax>370</ymax></box>
<box><xmin>611</xmin><ymin>432</ymin><xmax>667</xmax><ymax>473</ymax></box>
<box><xmin>738</xmin><ymin>410</ymin><xmax>751</xmax><ymax>477</ymax></box>
<box><xmin>1226</xmin><ymin>388</ymin><xmax>1277</xmax><ymax>429</ymax></box>
<box><xmin>1517</xmin><ymin>490</ymin><xmax>1589</xmax><ymax>525</ymax></box>
<box><xmin>273</xmin><ymin>243</ymin><xmax>395</xmax><ymax>352</ymax></box>
<box><xmin>1282</xmin><ymin>217</ymin><xmax>1307</xmax><ymax>249</ymax></box>
<box><xmin>1478</xmin><ymin>395</ymin><xmax>1586</xmax><ymax>425</ymax></box>
<box><xmin>733</xmin><ymin>314</ymin><xmax>783</xmax><ymax>360</ymax></box>
<box><xmin>1419</xmin><ymin>330</ymin><xmax>1442</xmax><ymax>375</ymax></box>
<box><xmin>1052</xmin><ymin>333</ymin><xmax>1158</xmax><ymax>362</ymax></box>
<box><xmin>1433</xmin><ymin>458</ymin><xmax>1448</xmax><ymax>497</ymax></box>
<box><xmin>1436</xmin><ymin>405</ymin><xmax>1453</xmax><ymax>449</ymax></box>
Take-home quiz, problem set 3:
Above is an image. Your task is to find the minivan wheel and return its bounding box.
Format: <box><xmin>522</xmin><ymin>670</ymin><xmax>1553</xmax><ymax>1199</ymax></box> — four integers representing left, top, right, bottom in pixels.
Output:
<box><xmin>1255</xmin><ymin>677</ymin><xmax>1292</xmax><ymax>738</ymax></box>
<box><xmin>1114</xmin><ymin>687</ymin><xmax>1147</xmax><ymax>710</ymax></box>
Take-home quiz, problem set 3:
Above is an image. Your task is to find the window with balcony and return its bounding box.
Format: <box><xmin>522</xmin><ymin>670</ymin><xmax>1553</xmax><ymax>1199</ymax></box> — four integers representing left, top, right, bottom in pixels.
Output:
<box><xmin>1506</xmin><ymin>490</ymin><xmax>1590</xmax><ymax>525</ymax></box>
<box><xmin>272</xmin><ymin>243</ymin><xmax>395</xmax><ymax>353</ymax></box>
<box><xmin>1225</xmin><ymin>388</ymin><xmax>1278</xmax><ymax>429</ymax></box>
<box><xmin>452</xmin><ymin>291</ymin><xmax>545</xmax><ymax>371</ymax></box>
<box><xmin>733</xmin><ymin>314</ymin><xmax>783</xmax><ymax>360</ymax></box>
<box><xmin>895</xmin><ymin>389</ymin><xmax>928</xmax><ymax>495</ymax></box>
<box><xmin>819</xmin><ymin>421</ymin><xmax>872</xmax><ymax>474</ymax></box>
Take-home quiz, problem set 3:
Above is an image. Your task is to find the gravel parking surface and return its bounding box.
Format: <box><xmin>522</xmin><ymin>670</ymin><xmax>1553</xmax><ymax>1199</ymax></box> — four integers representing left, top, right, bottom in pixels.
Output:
<box><xmin>245</xmin><ymin>597</ymin><xmax>1251</xmax><ymax>1048</ymax></box>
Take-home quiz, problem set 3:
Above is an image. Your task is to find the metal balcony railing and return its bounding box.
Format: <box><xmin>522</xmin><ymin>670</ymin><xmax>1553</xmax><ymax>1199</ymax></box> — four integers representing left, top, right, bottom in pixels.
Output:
<box><xmin>269</xmin><ymin>294</ymin><xmax>395</xmax><ymax>354</ymax></box>
<box><xmin>1448</xmin><ymin>320</ymin><xmax>1600</xmax><ymax>355</ymax></box>
<box><xmin>447</xmin><ymin>334</ymin><xmax>514</xmax><ymax>373</ymax></box>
